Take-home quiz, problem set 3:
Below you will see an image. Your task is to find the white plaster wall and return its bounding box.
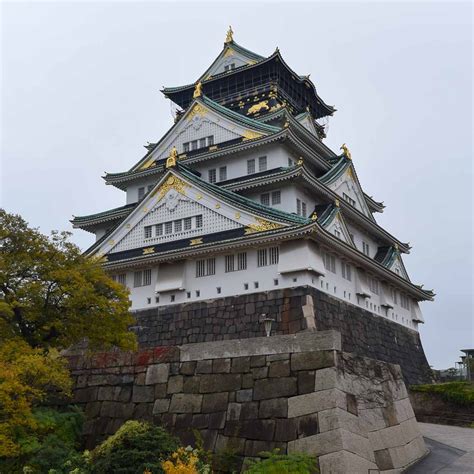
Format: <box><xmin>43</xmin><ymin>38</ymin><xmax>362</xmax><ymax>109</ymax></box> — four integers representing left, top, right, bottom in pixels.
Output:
<box><xmin>346</xmin><ymin>223</ymin><xmax>380</xmax><ymax>258</ymax></box>
<box><xmin>112</xmin><ymin>243</ymin><xmax>420</xmax><ymax>332</ymax></box>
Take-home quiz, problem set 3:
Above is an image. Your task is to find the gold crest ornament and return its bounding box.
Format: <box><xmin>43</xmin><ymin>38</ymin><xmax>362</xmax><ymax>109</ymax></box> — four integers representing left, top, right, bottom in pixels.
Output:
<box><xmin>166</xmin><ymin>147</ymin><xmax>178</xmax><ymax>168</ymax></box>
<box><xmin>340</xmin><ymin>143</ymin><xmax>352</xmax><ymax>160</ymax></box>
<box><xmin>225</xmin><ymin>25</ymin><xmax>234</xmax><ymax>43</ymax></box>
<box><xmin>193</xmin><ymin>81</ymin><xmax>203</xmax><ymax>99</ymax></box>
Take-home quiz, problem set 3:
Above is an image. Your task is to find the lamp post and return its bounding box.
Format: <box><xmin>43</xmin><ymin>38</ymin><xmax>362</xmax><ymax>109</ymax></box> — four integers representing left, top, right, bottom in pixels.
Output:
<box><xmin>260</xmin><ymin>314</ymin><xmax>275</xmax><ymax>337</ymax></box>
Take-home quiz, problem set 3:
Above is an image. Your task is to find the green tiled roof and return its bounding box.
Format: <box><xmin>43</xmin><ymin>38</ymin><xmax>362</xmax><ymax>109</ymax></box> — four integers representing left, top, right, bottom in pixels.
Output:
<box><xmin>72</xmin><ymin>203</ymin><xmax>136</xmax><ymax>226</ymax></box>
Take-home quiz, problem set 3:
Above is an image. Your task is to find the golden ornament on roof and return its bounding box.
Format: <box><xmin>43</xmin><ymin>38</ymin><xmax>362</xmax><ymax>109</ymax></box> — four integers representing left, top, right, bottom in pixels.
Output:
<box><xmin>193</xmin><ymin>81</ymin><xmax>203</xmax><ymax>99</ymax></box>
<box><xmin>340</xmin><ymin>143</ymin><xmax>352</xmax><ymax>160</ymax></box>
<box><xmin>225</xmin><ymin>25</ymin><xmax>234</xmax><ymax>43</ymax></box>
<box><xmin>311</xmin><ymin>213</ymin><xmax>318</xmax><ymax>221</ymax></box>
<box><xmin>335</xmin><ymin>199</ymin><xmax>340</xmax><ymax>207</ymax></box>
<box><xmin>166</xmin><ymin>147</ymin><xmax>178</xmax><ymax>168</ymax></box>
<box><xmin>297</xmin><ymin>158</ymin><xmax>304</xmax><ymax>166</ymax></box>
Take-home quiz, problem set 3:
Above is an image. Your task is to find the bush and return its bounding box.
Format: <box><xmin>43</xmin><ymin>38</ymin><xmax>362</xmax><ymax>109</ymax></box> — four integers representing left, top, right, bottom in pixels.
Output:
<box><xmin>90</xmin><ymin>420</ymin><xmax>179</xmax><ymax>474</ymax></box>
<box><xmin>410</xmin><ymin>382</ymin><xmax>474</xmax><ymax>406</ymax></box>
<box><xmin>0</xmin><ymin>406</ymin><xmax>84</xmax><ymax>474</ymax></box>
<box><xmin>244</xmin><ymin>450</ymin><xmax>318</xmax><ymax>474</ymax></box>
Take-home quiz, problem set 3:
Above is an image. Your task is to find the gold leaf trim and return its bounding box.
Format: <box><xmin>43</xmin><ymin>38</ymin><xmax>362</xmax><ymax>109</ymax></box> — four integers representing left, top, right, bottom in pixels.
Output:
<box><xmin>153</xmin><ymin>175</ymin><xmax>189</xmax><ymax>201</ymax></box>
<box><xmin>187</xmin><ymin>103</ymin><xmax>208</xmax><ymax>121</ymax></box>
<box><xmin>242</xmin><ymin>130</ymin><xmax>263</xmax><ymax>141</ymax></box>
<box><xmin>190</xmin><ymin>238</ymin><xmax>203</xmax><ymax>246</ymax></box>
<box><xmin>244</xmin><ymin>218</ymin><xmax>283</xmax><ymax>235</ymax></box>
<box><xmin>143</xmin><ymin>247</ymin><xmax>155</xmax><ymax>255</ymax></box>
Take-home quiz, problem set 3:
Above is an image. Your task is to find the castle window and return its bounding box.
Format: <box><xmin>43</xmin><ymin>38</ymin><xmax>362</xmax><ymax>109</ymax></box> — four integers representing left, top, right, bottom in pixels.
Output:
<box><xmin>225</xmin><ymin>255</ymin><xmax>235</xmax><ymax>272</ymax></box>
<box><xmin>207</xmin><ymin>135</ymin><xmax>214</xmax><ymax>146</ymax></box>
<box><xmin>296</xmin><ymin>199</ymin><xmax>307</xmax><ymax>216</ymax></box>
<box><xmin>219</xmin><ymin>166</ymin><xmax>227</xmax><ymax>181</ymax></box>
<box><xmin>183</xmin><ymin>142</ymin><xmax>190</xmax><ymax>153</ymax></box>
<box><xmin>302</xmin><ymin>202</ymin><xmax>307</xmax><ymax>217</ymax></box>
<box><xmin>400</xmin><ymin>294</ymin><xmax>410</xmax><ymax>310</ymax></box>
<box><xmin>143</xmin><ymin>269</ymin><xmax>152</xmax><ymax>286</ymax></box>
<box><xmin>247</xmin><ymin>159</ymin><xmax>255</xmax><ymax>175</ymax></box>
<box><xmin>199</xmin><ymin>138</ymin><xmax>207</xmax><ymax>148</ymax></box>
<box><xmin>155</xmin><ymin>296</ymin><xmax>160</xmax><ymax>303</ymax></box>
<box><xmin>334</xmin><ymin>229</ymin><xmax>341</xmax><ymax>238</ymax></box>
<box><xmin>244</xmin><ymin>283</ymin><xmax>249</xmax><ymax>290</ymax></box>
<box><xmin>217</xmin><ymin>287</ymin><xmax>221</xmax><ymax>294</ymax></box>
<box><xmin>117</xmin><ymin>274</ymin><xmax>126</xmax><ymax>286</ymax></box>
<box><xmin>274</xmin><ymin>279</ymin><xmax>279</xmax><ymax>286</ymax></box>
<box><xmin>324</xmin><ymin>253</ymin><xmax>336</xmax><ymax>273</ymax></box>
<box><xmin>257</xmin><ymin>249</ymin><xmax>267</xmax><ymax>267</ymax></box>
<box><xmin>341</xmin><ymin>262</ymin><xmax>352</xmax><ymax>281</ymax></box>
<box><xmin>258</xmin><ymin>156</ymin><xmax>267</xmax><ymax>172</ymax></box>
<box><xmin>260</xmin><ymin>193</ymin><xmax>270</xmax><ymax>206</ymax></box>
<box><xmin>195</xmin><ymin>215</ymin><xmax>203</xmax><ymax>228</ymax></box>
<box><xmin>269</xmin><ymin>247</ymin><xmax>279</xmax><ymax>265</ymax></box>
<box><xmin>170</xmin><ymin>295</ymin><xmax>175</xmax><ymax>302</ymax></box>
<box><xmin>362</xmin><ymin>241</ymin><xmax>370</xmax><ymax>257</ymax></box>
<box><xmin>237</xmin><ymin>252</ymin><xmax>247</xmax><ymax>270</ymax></box>
<box><xmin>155</xmin><ymin>224</ymin><xmax>163</xmax><ymax>236</ymax></box>
<box><xmin>208</xmin><ymin>169</ymin><xmax>217</xmax><ymax>183</ymax></box>
<box><xmin>174</xmin><ymin>220</ymin><xmax>182</xmax><ymax>233</ymax></box>
<box><xmin>144</xmin><ymin>226</ymin><xmax>152</xmax><ymax>239</ymax></box>
<box><xmin>191</xmin><ymin>140</ymin><xmax>198</xmax><ymax>151</ymax></box>
<box><xmin>165</xmin><ymin>221</ymin><xmax>173</xmax><ymax>234</ymax></box>
<box><xmin>147</xmin><ymin>297</ymin><xmax>151</xmax><ymax>304</ymax></box>
<box><xmin>369</xmin><ymin>277</ymin><xmax>379</xmax><ymax>295</ymax></box>
<box><xmin>133</xmin><ymin>271</ymin><xmax>143</xmax><ymax>288</ymax></box>
<box><xmin>187</xmin><ymin>292</ymin><xmax>191</xmax><ymax>299</ymax></box>
<box><xmin>254</xmin><ymin>281</ymin><xmax>259</xmax><ymax>289</ymax></box>
<box><xmin>184</xmin><ymin>217</ymin><xmax>192</xmax><ymax>230</ymax></box>
<box><xmin>138</xmin><ymin>187</ymin><xmax>145</xmax><ymax>200</ymax></box>
<box><xmin>343</xmin><ymin>193</ymin><xmax>356</xmax><ymax>206</ymax></box>
<box><xmin>271</xmin><ymin>191</ymin><xmax>281</xmax><ymax>205</ymax></box>
<box><xmin>196</xmin><ymin>290</ymin><xmax>200</xmax><ymax>297</ymax></box>
<box><xmin>224</xmin><ymin>63</ymin><xmax>236</xmax><ymax>72</ymax></box>
<box><xmin>196</xmin><ymin>258</ymin><xmax>215</xmax><ymax>277</ymax></box>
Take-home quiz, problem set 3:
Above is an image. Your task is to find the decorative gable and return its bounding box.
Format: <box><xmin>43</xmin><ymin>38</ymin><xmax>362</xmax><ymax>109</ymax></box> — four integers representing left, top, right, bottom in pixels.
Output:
<box><xmin>329</xmin><ymin>167</ymin><xmax>372</xmax><ymax>218</ymax></box>
<box><xmin>296</xmin><ymin>113</ymin><xmax>319</xmax><ymax>137</ymax></box>
<box><xmin>202</xmin><ymin>46</ymin><xmax>258</xmax><ymax>79</ymax></box>
<box><xmin>321</xmin><ymin>207</ymin><xmax>355</xmax><ymax>248</ymax></box>
<box><xmin>389</xmin><ymin>254</ymin><xmax>410</xmax><ymax>280</ymax></box>
<box><xmin>91</xmin><ymin>171</ymin><xmax>287</xmax><ymax>259</ymax></box>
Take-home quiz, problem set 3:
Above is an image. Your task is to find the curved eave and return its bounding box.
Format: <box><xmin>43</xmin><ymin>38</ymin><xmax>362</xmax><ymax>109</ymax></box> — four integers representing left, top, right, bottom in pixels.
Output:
<box><xmin>222</xmin><ymin>165</ymin><xmax>411</xmax><ymax>253</ymax></box>
<box><xmin>163</xmin><ymin>51</ymin><xmax>335</xmax><ymax>119</ymax></box>
<box><xmin>71</xmin><ymin>204</ymin><xmax>136</xmax><ymax>229</ymax></box>
<box><xmin>364</xmin><ymin>193</ymin><xmax>385</xmax><ymax>213</ymax></box>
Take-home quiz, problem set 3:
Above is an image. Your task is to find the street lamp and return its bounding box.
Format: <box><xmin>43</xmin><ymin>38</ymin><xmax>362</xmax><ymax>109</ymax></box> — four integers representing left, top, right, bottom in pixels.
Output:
<box><xmin>260</xmin><ymin>314</ymin><xmax>275</xmax><ymax>337</ymax></box>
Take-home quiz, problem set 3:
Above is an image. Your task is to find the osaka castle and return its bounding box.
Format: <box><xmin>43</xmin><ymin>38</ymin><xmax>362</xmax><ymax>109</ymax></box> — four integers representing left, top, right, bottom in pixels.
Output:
<box><xmin>72</xmin><ymin>27</ymin><xmax>434</xmax><ymax>332</ymax></box>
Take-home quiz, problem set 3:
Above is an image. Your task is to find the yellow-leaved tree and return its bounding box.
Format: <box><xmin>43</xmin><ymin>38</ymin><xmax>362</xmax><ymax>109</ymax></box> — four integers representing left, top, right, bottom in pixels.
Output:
<box><xmin>0</xmin><ymin>209</ymin><xmax>137</xmax><ymax>458</ymax></box>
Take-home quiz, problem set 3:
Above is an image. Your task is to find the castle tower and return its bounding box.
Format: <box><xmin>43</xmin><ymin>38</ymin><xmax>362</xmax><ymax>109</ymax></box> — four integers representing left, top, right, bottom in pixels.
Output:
<box><xmin>72</xmin><ymin>29</ymin><xmax>434</xmax><ymax>383</ymax></box>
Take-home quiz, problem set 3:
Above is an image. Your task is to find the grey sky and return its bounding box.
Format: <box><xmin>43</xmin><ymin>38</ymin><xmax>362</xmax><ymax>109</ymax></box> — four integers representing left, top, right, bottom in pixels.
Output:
<box><xmin>1</xmin><ymin>1</ymin><xmax>472</xmax><ymax>369</ymax></box>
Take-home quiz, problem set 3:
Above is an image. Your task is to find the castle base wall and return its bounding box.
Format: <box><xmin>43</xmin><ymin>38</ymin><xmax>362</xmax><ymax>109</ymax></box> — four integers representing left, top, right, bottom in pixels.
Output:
<box><xmin>67</xmin><ymin>331</ymin><xmax>427</xmax><ymax>473</ymax></box>
<box><xmin>133</xmin><ymin>287</ymin><xmax>432</xmax><ymax>385</ymax></box>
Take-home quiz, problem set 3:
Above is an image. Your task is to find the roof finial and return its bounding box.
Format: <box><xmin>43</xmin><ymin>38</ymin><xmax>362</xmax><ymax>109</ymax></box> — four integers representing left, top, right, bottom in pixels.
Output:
<box><xmin>225</xmin><ymin>25</ymin><xmax>234</xmax><ymax>43</ymax></box>
<box><xmin>166</xmin><ymin>147</ymin><xmax>178</xmax><ymax>168</ymax></box>
<box><xmin>274</xmin><ymin>46</ymin><xmax>280</xmax><ymax>54</ymax></box>
<box><xmin>193</xmin><ymin>81</ymin><xmax>202</xmax><ymax>99</ymax></box>
<box><xmin>335</xmin><ymin>198</ymin><xmax>340</xmax><ymax>207</ymax></box>
<box><xmin>340</xmin><ymin>143</ymin><xmax>352</xmax><ymax>160</ymax></box>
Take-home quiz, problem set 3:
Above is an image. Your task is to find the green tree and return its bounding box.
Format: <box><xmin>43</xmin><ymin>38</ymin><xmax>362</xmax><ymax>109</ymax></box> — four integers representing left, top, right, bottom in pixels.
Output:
<box><xmin>0</xmin><ymin>209</ymin><xmax>136</xmax><ymax>350</ymax></box>
<box><xmin>0</xmin><ymin>209</ymin><xmax>137</xmax><ymax>463</ymax></box>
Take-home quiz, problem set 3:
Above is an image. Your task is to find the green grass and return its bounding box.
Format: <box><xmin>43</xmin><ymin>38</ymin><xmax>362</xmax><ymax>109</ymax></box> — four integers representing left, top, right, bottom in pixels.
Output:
<box><xmin>410</xmin><ymin>382</ymin><xmax>474</xmax><ymax>406</ymax></box>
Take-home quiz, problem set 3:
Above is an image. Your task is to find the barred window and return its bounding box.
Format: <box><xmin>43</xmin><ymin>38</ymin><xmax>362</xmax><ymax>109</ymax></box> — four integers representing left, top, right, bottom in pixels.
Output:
<box><xmin>199</xmin><ymin>138</ymin><xmax>207</xmax><ymax>148</ymax></box>
<box><xmin>362</xmin><ymin>241</ymin><xmax>370</xmax><ymax>257</ymax></box>
<box><xmin>271</xmin><ymin>191</ymin><xmax>281</xmax><ymax>205</ymax></box>
<box><xmin>183</xmin><ymin>142</ymin><xmax>190</xmax><ymax>153</ymax></box>
<box><xmin>207</xmin><ymin>135</ymin><xmax>214</xmax><ymax>146</ymax></box>
<box><xmin>341</xmin><ymin>262</ymin><xmax>352</xmax><ymax>281</ymax></box>
<box><xmin>258</xmin><ymin>156</ymin><xmax>267</xmax><ymax>172</ymax></box>
<box><xmin>208</xmin><ymin>169</ymin><xmax>216</xmax><ymax>183</ymax></box>
<box><xmin>184</xmin><ymin>217</ymin><xmax>192</xmax><ymax>230</ymax></box>
<box><xmin>117</xmin><ymin>273</ymin><xmax>126</xmax><ymax>286</ymax></box>
<box><xmin>269</xmin><ymin>246</ymin><xmax>279</xmax><ymax>265</ymax></box>
<box><xmin>138</xmin><ymin>187</ymin><xmax>145</xmax><ymax>200</ymax></box>
<box><xmin>257</xmin><ymin>248</ymin><xmax>267</xmax><ymax>267</ymax></box>
<box><xmin>195</xmin><ymin>215</ymin><xmax>203</xmax><ymax>228</ymax></box>
<box><xmin>324</xmin><ymin>253</ymin><xmax>336</xmax><ymax>273</ymax></box>
<box><xmin>260</xmin><ymin>193</ymin><xmax>270</xmax><ymax>206</ymax></box>
<box><xmin>296</xmin><ymin>198</ymin><xmax>301</xmax><ymax>215</ymax></box>
<box><xmin>247</xmin><ymin>159</ymin><xmax>255</xmax><ymax>175</ymax></box>
<box><xmin>219</xmin><ymin>166</ymin><xmax>227</xmax><ymax>181</ymax></box>
<box><xmin>155</xmin><ymin>223</ymin><xmax>163</xmax><ymax>236</ymax></box>
<box><xmin>143</xmin><ymin>269</ymin><xmax>152</xmax><ymax>286</ymax></box>
<box><xmin>133</xmin><ymin>271</ymin><xmax>143</xmax><ymax>288</ymax></box>
<box><xmin>302</xmin><ymin>202</ymin><xmax>307</xmax><ymax>217</ymax></box>
<box><xmin>174</xmin><ymin>219</ymin><xmax>182</xmax><ymax>232</ymax></box>
<box><xmin>165</xmin><ymin>221</ymin><xmax>173</xmax><ymax>234</ymax></box>
<box><xmin>196</xmin><ymin>258</ymin><xmax>216</xmax><ymax>277</ymax></box>
<box><xmin>237</xmin><ymin>252</ymin><xmax>247</xmax><ymax>270</ymax></box>
<box><xmin>369</xmin><ymin>277</ymin><xmax>379</xmax><ymax>295</ymax></box>
<box><xmin>225</xmin><ymin>255</ymin><xmax>234</xmax><ymax>272</ymax></box>
<box><xmin>400</xmin><ymin>294</ymin><xmax>410</xmax><ymax>310</ymax></box>
<box><xmin>334</xmin><ymin>229</ymin><xmax>341</xmax><ymax>238</ymax></box>
<box><xmin>191</xmin><ymin>140</ymin><xmax>198</xmax><ymax>151</ymax></box>
<box><xmin>343</xmin><ymin>192</ymin><xmax>356</xmax><ymax>206</ymax></box>
<box><xmin>144</xmin><ymin>226</ymin><xmax>152</xmax><ymax>239</ymax></box>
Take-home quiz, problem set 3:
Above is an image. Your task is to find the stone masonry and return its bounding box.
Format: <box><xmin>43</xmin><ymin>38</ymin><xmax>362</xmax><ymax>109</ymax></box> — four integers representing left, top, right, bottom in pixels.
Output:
<box><xmin>68</xmin><ymin>330</ymin><xmax>427</xmax><ymax>473</ymax></box>
<box><xmin>132</xmin><ymin>286</ymin><xmax>432</xmax><ymax>385</ymax></box>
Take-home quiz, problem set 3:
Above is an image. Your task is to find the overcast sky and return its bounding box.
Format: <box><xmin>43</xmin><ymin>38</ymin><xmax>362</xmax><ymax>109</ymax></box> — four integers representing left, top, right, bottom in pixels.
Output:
<box><xmin>1</xmin><ymin>1</ymin><xmax>472</xmax><ymax>369</ymax></box>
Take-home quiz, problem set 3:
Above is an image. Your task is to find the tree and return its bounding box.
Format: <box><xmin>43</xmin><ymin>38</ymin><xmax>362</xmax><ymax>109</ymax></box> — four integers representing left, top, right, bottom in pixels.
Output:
<box><xmin>0</xmin><ymin>209</ymin><xmax>137</xmax><ymax>351</ymax></box>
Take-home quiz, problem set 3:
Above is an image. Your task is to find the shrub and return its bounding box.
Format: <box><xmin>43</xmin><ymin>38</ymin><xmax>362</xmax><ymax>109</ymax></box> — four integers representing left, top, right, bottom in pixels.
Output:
<box><xmin>161</xmin><ymin>446</ymin><xmax>211</xmax><ymax>474</ymax></box>
<box><xmin>244</xmin><ymin>450</ymin><xmax>318</xmax><ymax>474</ymax></box>
<box><xmin>90</xmin><ymin>420</ymin><xmax>179</xmax><ymax>474</ymax></box>
<box><xmin>410</xmin><ymin>382</ymin><xmax>474</xmax><ymax>406</ymax></box>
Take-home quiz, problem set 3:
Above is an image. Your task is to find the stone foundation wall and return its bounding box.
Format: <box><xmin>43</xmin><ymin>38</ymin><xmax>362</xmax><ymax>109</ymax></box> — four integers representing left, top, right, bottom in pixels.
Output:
<box><xmin>68</xmin><ymin>331</ymin><xmax>427</xmax><ymax>473</ymax></box>
<box><xmin>132</xmin><ymin>287</ymin><xmax>431</xmax><ymax>384</ymax></box>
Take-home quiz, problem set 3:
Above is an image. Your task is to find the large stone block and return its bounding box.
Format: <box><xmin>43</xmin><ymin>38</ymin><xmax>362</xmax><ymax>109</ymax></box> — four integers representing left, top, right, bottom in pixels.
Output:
<box><xmin>132</xmin><ymin>385</ymin><xmax>155</xmax><ymax>403</ymax></box>
<box><xmin>153</xmin><ymin>399</ymin><xmax>170</xmax><ymax>414</ymax></box>
<box><xmin>319</xmin><ymin>450</ymin><xmax>378</xmax><ymax>474</ymax></box>
<box><xmin>202</xmin><ymin>392</ymin><xmax>228</xmax><ymax>413</ymax></box>
<box><xmin>259</xmin><ymin>398</ymin><xmax>288</xmax><ymax>418</ymax></box>
<box><xmin>268</xmin><ymin>360</ymin><xmax>290</xmax><ymax>377</ymax></box>
<box><xmin>224</xmin><ymin>419</ymin><xmax>275</xmax><ymax>441</ymax></box>
<box><xmin>254</xmin><ymin>377</ymin><xmax>297</xmax><ymax>400</ymax></box>
<box><xmin>291</xmin><ymin>351</ymin><xmax>336</xmax><ymax>371</ymax></box>
<box><xmin>145</xmin><ymin>364</ymin><xmax>169</xmax><ymax>385</ymax></box>
<box><xmin>288</xmin><ymin>389</ymin><xmax>347</xmax><ymax>418</ymax></box>
<box><xmin>199</xmin><ymin>374</ymin><xmax>242</xmax><ymax>393</ymax></box>
<box><xmin>317</xmin><ymin>407</ymin><xmax>365</xmax><ymax>435</ymax></box>
<box><xmin>169</xmin><ymin>393</ymin><xmax>203</xmax><ymax>413</ymax></box>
